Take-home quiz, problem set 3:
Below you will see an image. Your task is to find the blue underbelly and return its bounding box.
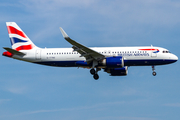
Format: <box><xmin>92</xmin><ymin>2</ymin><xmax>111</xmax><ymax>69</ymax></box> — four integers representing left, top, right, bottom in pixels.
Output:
<box><xmin>34</xmin><ymin>59</ymin><xmax>176</xmax><ymax>67</ymax></box>
<box><xmin>124</xmin><ymin>59</ymin><xmax>176</xmax><ymax>66</ymax></box>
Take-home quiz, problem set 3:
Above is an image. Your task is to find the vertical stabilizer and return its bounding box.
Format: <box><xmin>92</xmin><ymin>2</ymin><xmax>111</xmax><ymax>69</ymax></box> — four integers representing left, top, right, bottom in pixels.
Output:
<box><xmin>6</xmin><ymin>22</ymin><xmax>38</xmax><ymax>51</ymax></box>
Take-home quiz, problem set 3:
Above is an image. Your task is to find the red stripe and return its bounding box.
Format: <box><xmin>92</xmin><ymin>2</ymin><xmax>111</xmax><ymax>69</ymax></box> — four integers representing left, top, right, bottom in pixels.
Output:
<box><xmin>7</xmin><ymin>26</ymin><xmax>27</xmax><ymax>38</ymax></box>
<box><xmin>2</xmin><ymin>51</ymin><xmax>13</xmax><ymax>57</ymax></box>
<box><xmin>2</xmin><ymin>45</ymin><xmax>33</xmax><ymax>57</ymax></box>
<box><xmin>15</xmin><ymin>44</ymin><xmax>33</xmax><ymax>51</ymax></box>
<box><xmin>139</xmin><ymin>49</ymin><xmax>158</xmax><ymax>51</ymax></box>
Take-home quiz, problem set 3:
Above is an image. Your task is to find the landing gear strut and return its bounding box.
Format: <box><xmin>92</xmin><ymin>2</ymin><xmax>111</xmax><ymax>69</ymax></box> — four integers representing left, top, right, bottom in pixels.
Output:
<box><xmin>152</xmin><ymin>66</ymin><xmax>156</xmax><ymax>76</ymax></box>
<box><xmin>90</xmin><ymin>68</ymin><xmax>101</xmax><ymax>80</ymax></box>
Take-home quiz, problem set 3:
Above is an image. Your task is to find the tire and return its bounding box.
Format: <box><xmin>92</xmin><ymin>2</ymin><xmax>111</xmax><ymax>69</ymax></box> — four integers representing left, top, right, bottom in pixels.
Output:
<box><xmin>90</xmin><ymin>68</ymin><xmax>95</xmax><ymax>75</ymax></box>
<box><xmin>152</xmin><ymin>72</ymin><xmax>156</xmax><ymax>76</ymax></box>
<box><xmin>93</xmin><ymin>74</ymin><xmax>99</xmax><ymax>80</ymax></box>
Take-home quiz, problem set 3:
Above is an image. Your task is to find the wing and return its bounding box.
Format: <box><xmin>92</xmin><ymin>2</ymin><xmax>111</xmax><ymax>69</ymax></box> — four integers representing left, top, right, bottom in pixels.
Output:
<box><xmin>60</xmin><ymin>27</ymin><xmax>105</xmax><ymax>64</ymax></box>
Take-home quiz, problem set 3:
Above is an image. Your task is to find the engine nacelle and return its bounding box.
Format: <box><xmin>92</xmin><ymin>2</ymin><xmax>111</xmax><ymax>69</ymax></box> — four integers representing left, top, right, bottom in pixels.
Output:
<box><xmin>109</xmin><ymin>66</ymin><xmax>128</xmax><ymax>76</ymax></box>
<box><xmin>102</xmin><ymin>56</ymin><xmax>124</xmax><ymax>68</ymax></box>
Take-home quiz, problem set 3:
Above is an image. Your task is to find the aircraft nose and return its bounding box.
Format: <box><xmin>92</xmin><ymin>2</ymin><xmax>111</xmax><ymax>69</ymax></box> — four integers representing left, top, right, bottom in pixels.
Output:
<box><xmin>171</xmin><ymin>54</ymin><xmax>178</xmax><ymax>62</ymax></box>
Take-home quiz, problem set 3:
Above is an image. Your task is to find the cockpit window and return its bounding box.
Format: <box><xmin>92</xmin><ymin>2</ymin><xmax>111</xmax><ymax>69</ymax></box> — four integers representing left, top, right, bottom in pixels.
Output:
<box><xmin>163</xmin><ymin>50</ymin><xmax>170</xmax><ymax>53</ymax></box>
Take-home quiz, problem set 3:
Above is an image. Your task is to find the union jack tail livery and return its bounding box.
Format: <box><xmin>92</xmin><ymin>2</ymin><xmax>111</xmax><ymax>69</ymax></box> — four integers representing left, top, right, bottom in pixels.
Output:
<box><xmin>6</xmin><ymin>22</ymin><xmax>37</xmax><ymax>50</ymax></box>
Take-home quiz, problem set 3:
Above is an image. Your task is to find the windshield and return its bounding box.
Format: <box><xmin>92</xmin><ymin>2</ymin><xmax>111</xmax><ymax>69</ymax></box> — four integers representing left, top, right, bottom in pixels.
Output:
<box><xmin>163</xmin><ymin>50</ymin><xmax>170</xmax><ymax>53</ymax></box>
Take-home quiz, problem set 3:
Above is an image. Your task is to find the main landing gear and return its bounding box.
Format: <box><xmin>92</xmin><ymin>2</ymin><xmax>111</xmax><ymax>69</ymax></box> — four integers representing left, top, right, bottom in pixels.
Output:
<box><xmin>152</xmin><ymin>66</ymin><xmax>157</xmax><ymax>76</ymax></box>
<box><xmin>90</xmin><ymin>68</ymin><xmax>101</xmax><ymax>80</ymax></box>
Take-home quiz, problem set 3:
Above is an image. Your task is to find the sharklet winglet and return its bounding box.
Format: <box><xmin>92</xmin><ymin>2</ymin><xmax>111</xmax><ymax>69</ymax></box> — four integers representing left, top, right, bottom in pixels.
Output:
<box><xmin>59</xmin><ymin>27</ymin><xmax>69</xmax><ymax>38</ymax></box>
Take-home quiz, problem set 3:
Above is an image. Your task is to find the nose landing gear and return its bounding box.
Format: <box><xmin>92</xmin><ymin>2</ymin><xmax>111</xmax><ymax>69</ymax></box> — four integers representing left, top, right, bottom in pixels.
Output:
<box><xmin>152</xmin><ymin>66</ymin><xmax>156</xmax><ymax>76</ymax></box>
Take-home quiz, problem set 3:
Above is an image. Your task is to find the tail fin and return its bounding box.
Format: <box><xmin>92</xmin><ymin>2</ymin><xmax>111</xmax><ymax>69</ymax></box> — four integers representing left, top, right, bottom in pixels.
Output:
<box><xmin>6</xmin><ymin>22</ymin><xmax>37</xmax><ymax>51</ymax></box>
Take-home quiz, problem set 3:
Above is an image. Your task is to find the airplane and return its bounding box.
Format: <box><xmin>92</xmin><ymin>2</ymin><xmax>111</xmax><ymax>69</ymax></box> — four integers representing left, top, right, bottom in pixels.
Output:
<box><xmin>3</xmin><ymin>22</ymin><xmax>178</xmax><ymax>80</ymax></box>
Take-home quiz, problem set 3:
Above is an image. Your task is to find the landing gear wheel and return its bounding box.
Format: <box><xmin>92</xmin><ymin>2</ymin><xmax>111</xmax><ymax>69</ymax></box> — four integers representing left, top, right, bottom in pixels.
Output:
<box><xmin>90</xmin><ymin>68</ymin><xmax>95</xmax><ymax>75</ymax></box>
<box><xmin>152</xmin><ymin>66</ymin><xmax>157</xmax><ymax>76</ymax></box>
<box><xmin>152</xmin><ymin>71</ymin><xmax>156</xmax><ymax>76</ymax></box>
<box><xmin>93</xmin><ymin>74</ymin><xmax>99</xmax><ymax>80</ymax></box>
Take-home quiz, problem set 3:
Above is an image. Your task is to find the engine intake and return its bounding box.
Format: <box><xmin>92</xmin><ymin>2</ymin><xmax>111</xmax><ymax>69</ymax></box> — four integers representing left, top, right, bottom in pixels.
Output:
<box><xmin>102</xmin><ymin>56</ymin><xmax>124</xmax><ymax>68</ymax></box>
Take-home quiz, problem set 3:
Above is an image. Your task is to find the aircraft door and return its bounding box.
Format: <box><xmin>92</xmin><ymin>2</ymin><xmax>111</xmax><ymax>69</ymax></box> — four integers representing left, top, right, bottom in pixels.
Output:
<box><xmin>36</xmin><ymin>49</ymin><xmax>41</xmax><ymax>60</ymax></box>
<box><xmin>151</xmin><ymin>51</ymin><xmax>157</xmax><ymax>57</ymax></box>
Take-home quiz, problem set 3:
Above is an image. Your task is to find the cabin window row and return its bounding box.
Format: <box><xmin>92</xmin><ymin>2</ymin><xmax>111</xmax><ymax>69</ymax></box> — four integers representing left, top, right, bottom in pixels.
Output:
<box><xmin>47</xmin><ymin>52</ymin><xmax>79</xmax><ymax>55</ymax></box>
<box><xmin>47</xmin><ymin>51</ymin><xmax>147</xmax><ymax>55</ymax></box>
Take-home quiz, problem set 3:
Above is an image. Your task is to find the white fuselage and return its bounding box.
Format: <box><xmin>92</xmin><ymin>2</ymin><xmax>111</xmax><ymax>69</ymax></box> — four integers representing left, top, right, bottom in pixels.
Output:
<box><xmin>4</xmin><ymin>22</ymin><xmax>178</xmax><ymax>79</ymax></box>
<box><xmin>13</xmin><ymin>46</ymin><xmax>178</xmax><ymax>68</ymax></box>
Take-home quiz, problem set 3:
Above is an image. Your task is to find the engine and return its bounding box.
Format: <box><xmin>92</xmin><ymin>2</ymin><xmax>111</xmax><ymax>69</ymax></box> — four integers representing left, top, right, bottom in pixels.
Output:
<box><xmin>101</xmin><ymin>56</ymin><xmax>124</xmax><ymax>68</ymax></box>
<box><xmin>105</xmin><ymin>66</ymin><xmax>128</xmax><ymax>76</ymax></box>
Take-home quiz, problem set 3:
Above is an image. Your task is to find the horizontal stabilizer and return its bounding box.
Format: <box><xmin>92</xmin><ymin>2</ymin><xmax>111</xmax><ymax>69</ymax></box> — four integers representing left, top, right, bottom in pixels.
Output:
<box><xmin>3</xmin><ymin>47</ymin><xmax>26</xmax><ymax>55</ymax></box>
